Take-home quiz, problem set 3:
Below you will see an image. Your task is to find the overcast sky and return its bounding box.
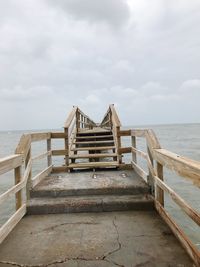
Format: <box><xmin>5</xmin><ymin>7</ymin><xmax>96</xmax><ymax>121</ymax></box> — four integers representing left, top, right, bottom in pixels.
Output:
<box><xmin>0</xmin><ymin>0</ymin><xmax>200</xmax><ymax>130</ymax></box>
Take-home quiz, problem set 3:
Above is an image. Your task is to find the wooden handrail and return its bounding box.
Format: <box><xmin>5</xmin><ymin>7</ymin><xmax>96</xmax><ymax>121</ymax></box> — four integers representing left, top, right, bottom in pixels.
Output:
<box><xmin>64</xmin><ymin>106</ymin><xmax>78</xmax><ymax>128</ymax></box>
<box><xmin>109</xmin><ymin>104</ymin><xmax>121</xmax><ymax>127</ymax></box>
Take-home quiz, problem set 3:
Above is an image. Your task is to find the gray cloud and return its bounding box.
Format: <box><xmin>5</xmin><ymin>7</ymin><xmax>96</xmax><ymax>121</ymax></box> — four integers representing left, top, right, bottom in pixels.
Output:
<box><xmin>0</xmin><ymin>0</ymin><xmax>200</xmax><ymax>130</ymax></box>
<box><xmin>49</xmin><ymin>0</ymin><xmax>131</xmax><ymax>28</ymax></box>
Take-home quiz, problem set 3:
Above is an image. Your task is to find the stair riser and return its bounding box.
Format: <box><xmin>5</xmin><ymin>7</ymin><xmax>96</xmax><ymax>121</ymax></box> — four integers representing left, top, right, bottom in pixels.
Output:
<box><xmin>27</xmin><ymin>201</ymin><xmax>154</xmax><ymax>215</ymax></box>
<box><xmin>30</xmin><ymin>187</ymin><xmax>150</xmax><ymax>198</ymax></box>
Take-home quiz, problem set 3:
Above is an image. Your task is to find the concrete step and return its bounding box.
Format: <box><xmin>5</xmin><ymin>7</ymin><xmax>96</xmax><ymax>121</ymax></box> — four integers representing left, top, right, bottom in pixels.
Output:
<box><xmin>27</xmin><ymin>194</ymin><xmax>154</xmax><ymax>215</ymax></box>
<box><xmin>30</xmin><ymin>181</ymin><xmax>150</xmax><ymax>198</ymax></box>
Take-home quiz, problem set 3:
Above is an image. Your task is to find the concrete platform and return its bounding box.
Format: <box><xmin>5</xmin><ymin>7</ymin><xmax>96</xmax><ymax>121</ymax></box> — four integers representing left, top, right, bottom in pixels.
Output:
<box><xmin>30</xmin><ymin>169</ymin><xmax>150</xmax><ymax>198</ymax></box>
<box><xmin>0</xmin><ymin>211</ymin><xmax>192</xmax><ymax>267</ymax></box>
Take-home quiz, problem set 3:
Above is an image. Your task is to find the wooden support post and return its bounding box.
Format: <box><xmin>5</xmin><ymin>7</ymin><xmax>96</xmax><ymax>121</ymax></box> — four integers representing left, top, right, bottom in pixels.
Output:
<box><xmin>64</xmin><ymin>128</ymin><xmax>69</xmax><ymax>168</ymax></box>
<box><xmin>47</xmin><ymin>138</ymin><xmax>52</xmax><ymax>166</ymax></box>
<box><xmin>14</xmin><ymin>166</ymin><xmax>22</xmax><ymax>210</ymax></box>
<box><xmin>131</xmin><ymin>136</ymin><xmax>136</xmax><ymax>163</ymax></box>
<box><xmin>76</xmin><ymin>110</ymin><xmax>79</xmax><ymax>131</ymax></box>
<box><xmin>147</xmin><ymin>146</ymin><xmax>154</xmax><ymax>192</ymax></box>
<box><xmin>117</xmin><ymin>126</ymin><xmax>122</xmax><ymax>164</ymax></box>
<box><xmin>156</xmin><ymin>162</ymin><xmax>164</xmax><ymax>206</ymax></box>
<box><xmin>25</xmin><ymin>148</ymin><xmax>32</xmax><ymax>200</ymax></box>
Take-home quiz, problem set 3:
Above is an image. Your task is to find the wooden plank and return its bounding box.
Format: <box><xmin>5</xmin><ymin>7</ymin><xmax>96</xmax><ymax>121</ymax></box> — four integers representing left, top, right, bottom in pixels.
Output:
<box><xmin>69</xmin><ymin>153</ymin><xmax>117</xmax><ymax>159</ymax></box>
<box><xmin>154</xmin><ymin>176</ymin><xmax>200</xmax><ymax>226</ymax></box>
<box><xmin>0</xmin><ymin>204</ymin><xmax>26</xmax><ymax>244</ymax></box>
<box><xmin>74</xmin><ymin>140</ymin><xmax>114</xmax><ymax>144</ymax></box>
<box><xmin>32</xmin><ymin>151</ymin><xmax>51</xmax><ymax>161</ymax></box>
<box><xmin>25</xmin><ymin>148</ymin><xmax>32</xmax><ymax>201</ymax></box>
<box><xmin>23</xmin><ymin>158</ymin><xmax>32</xmax><ymax>183</ymax></box>
<box><xmin>131</xmin><ymin>129</ymin><xmax>147</xmax><ymax>137</ymax></box>
<box><xmin>71</xmin><ymin>146</ymin><xmax>115</xmax><ymax>151</ymax></box>
<box><xmin>77</xmin><ymin>129</ymin><xmax>111</xmax><ymax>134</ymax></box>
<box><xmin>52</xmin><ymin>166</ymin><xmax>68</xmax><ymax>173</ymax></box>
<box><xmin>14</xmin><ymin>166</ymin><xmax>22</xmax><ymax>210</ymax></box>
<box><xmin>52</xmin><ymin>149</ymin><xmax>68</xmax><ymax>156</ymax></box>
<box><xmin>51</xmin><ymin>132</ymin><xmax>66</xmax><ymax>139</ymax></box>
<box><xmin>154</xmin><ymin>149</ymin><xmax>200</xmax><ymax>186</ymax></box>
<box><xmin>119</xmin><ymin>130</ymin><xmax>131</xmax><ymax>136</ymax></box>
<box><xmin>146</xmin><ymin>129</ymin><xmax>161</xmax><ymax>158</ymax></box>
<box><xmin>30</xmin><ymin>132</ymin><xmax>51</xmax><ymax>142</ymax></box>
<box><xmin>68</xmin><ymin>161</ymin><xmax>119</xmax><ymax>169</ymax></box>
<box><xmin>0</xmin><ymin>179</ymin><xmax>25</xmax><ymax>206</ymax></box>
<box><xmin>110</xmin><ymin>104</ymin><xmax>121</xmax><ymax>126</ymax></box>
<box><xmin>15</xmin><ymin>134</ymin><xmax>31</xmax><ymax>160</ymax></box>
<box><xmin>47</xmin><ymin>139</ymin><xmax>52</xmax><ymax>166</ymax></box>
<box><xmin>118</xmin><ymin>163</ymin><xmax>133</xmax><ymax>170</ymax></box>
<box><xmin>156</xmin><ymin>162</ymin><xmax>164</xmax><ymax>206</ymax></box>
<box><xmin>75</xmin><ymin>135</ymin><xmax>113</xmax><ymax>139</ymax></box>
<box><xmin>131</xmin><ymin>161</ymin><xmax>148</xmax><ymax>180</ymax></box>
<box><xmin>131</xmin><ymin>147</ymin><xmax>147</xmax><ymax>159</ymax></box>
<box><xmin>64</xmin><ymin>106</ymin><xmax>78</xmax><ymax>128</ymax></box>
<box><xmin>78</xmin><ymin>108</ymin><xmax>96</xmax><ymax>127</ymax></box>
<box><xmin>155</xmin><ymin>201</ymin><xmax>200</xmax><ymax>266</ymax></box>
<box><xmin>118</xmin><ymin>147</ymin><xmax>131</xmax><ymax>154</ymax></box>
<box><xmin>31</xmin><ymin>165</ymin><xmax>52</xmax><ymax>188</ymax></box>
<box><xmin>0</xmin><ymin>155</ymin><xmax>23</xmax><ymax>176</ymax></box>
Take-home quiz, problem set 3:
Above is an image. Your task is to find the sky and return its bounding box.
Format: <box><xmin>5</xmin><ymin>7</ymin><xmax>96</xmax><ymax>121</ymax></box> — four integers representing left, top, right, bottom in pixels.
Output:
<box><xmin>0</xmin><ymin>0</ymin><xmax>200</xmax><ymax>130</ymax></box>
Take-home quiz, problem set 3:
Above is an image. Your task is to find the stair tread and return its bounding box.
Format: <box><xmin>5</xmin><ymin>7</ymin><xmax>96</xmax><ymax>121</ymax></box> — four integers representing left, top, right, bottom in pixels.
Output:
<box><xmin>76</xmin><ymin>135</ymin><xmax>113</xmax><ymax>139</ymax></box>
<box><xmin>74</xmin><ymin>140</ymin><xmax>114</xmax><ymax>144</ymax></box>
<box><xmin>69</xmin><ymin>153</ymin><xmax>117</xmax><ymax>159</ymax></box>
<box><xmin>78</xmin><ymin>129</ymin><xmax>111</xmax><ymax>134</ymax></box>
<box><xmin>68</xmin><ymin>161</ymin><xmax>119</xmax><ymax>168</ymax></box>
<box><xmin>71</xmin><ymin>146</ymin><xmax>115</xmax><ymax>151</ymax></box>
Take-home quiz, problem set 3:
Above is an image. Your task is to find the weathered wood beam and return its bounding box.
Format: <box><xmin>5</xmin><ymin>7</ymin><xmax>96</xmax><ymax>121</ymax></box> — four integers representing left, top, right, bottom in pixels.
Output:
<box><xmin>0</xmin><ymin>155</ymin><xmax>23</xmax><ymax>176</ymax></box>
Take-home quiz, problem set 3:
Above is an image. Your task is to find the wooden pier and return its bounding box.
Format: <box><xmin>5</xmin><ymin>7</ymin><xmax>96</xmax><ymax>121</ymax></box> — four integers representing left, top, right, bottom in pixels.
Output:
<box><xmin>0</xmin><ymin>105</ymin><xmax>199</xmax><ymax>266</ymax></box>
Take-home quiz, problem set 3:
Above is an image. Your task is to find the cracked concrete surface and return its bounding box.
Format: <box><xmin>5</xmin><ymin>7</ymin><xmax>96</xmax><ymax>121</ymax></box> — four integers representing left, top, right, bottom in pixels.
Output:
<box><xmin>0</xmin><ymin>211</ymin><xmax>193</xmax><ymax>267</ymax></box>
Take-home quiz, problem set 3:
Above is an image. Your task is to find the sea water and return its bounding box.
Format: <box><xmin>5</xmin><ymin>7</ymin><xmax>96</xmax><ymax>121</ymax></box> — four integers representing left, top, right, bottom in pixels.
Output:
<box><xmin>0</xmin><ymin>124</ymin><xmax>199</xmax><ymax>248</ymax></box>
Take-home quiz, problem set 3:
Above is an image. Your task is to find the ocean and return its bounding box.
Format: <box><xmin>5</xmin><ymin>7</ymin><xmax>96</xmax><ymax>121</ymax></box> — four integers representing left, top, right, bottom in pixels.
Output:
<box><xmin>0</xmin><ymin>124</ymin><xmax>199</xmax><ymax>249</ymax></box>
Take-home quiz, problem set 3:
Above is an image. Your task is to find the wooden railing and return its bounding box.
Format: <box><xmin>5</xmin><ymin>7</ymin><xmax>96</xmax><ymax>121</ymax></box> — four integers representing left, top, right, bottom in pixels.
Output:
<box><xmin>100</xmin><ymin>104</ymin><xmax>122</xmax><ymax>163</ymax></box>
<box><xmin>0</xmin><ymin>132</ymin><xmax>53</xmax><ymax>244</ymax></box>
<box><xmin>117</xmin><ymin>128</ymin><xmax>200</xmax><ymax>266</ymax></box>
<box><xmin>62</xmin><ymin>106</ymin><xmax>97</xmax><ymax>170</ymax></box>
<box><xmin>0</xmin><ymin>106</ymin><xmax>99</xmax><ymax>244</ymax></box>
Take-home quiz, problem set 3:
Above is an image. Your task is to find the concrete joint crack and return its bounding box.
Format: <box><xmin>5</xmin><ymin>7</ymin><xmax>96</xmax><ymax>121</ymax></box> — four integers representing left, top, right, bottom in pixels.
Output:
<box><xmin>102</xmin><ymin>216</ymin><xmax>124</xmax><ymax>267</ymax></box>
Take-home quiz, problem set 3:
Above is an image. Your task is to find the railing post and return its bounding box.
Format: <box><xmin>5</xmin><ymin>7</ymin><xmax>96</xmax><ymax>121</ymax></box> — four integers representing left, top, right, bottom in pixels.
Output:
<box><xmin>14</xmin><ymin>166</ymin><xmax>22</xmax><ymax>210</ymax></box>
<box><xmin>25</xmin><ymin>147</ymin><xmax>32</xmax><ymax>201</ymax></box>
<box><xmin>47</xmin><ymin>138</ymin><xmax>52</xmax><ymax>166</ymax></box>
<box><xmin>147</xmin><ymin>146</ymin><xmax>154</xmax><ymax>193</ymax></box>
<box><xmin>131</xmin><ymin>136</ymin><xmax>136</xmax><ymax>163</ymax></box>
<box><xmin>117</xmin><ymin>126</ymin><xmax>122</xmax><ymax>164</ymax></box>
<box><xmin>64</xmin><ymin>127</ymin><xmax>69</xmax><ymax>168</ymax></box>
<box><xmin>156</xmin><ymin>162</ymin><xmax>164</xmax><ymax>206</ymax></box>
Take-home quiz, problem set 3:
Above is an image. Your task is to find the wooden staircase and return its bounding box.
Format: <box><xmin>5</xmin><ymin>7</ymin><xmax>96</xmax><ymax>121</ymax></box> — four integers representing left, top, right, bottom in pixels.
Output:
<box><xmin>68</xmin><ymin>127</ymin><xmax>119</xmax><ymax>170</ymax></box>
